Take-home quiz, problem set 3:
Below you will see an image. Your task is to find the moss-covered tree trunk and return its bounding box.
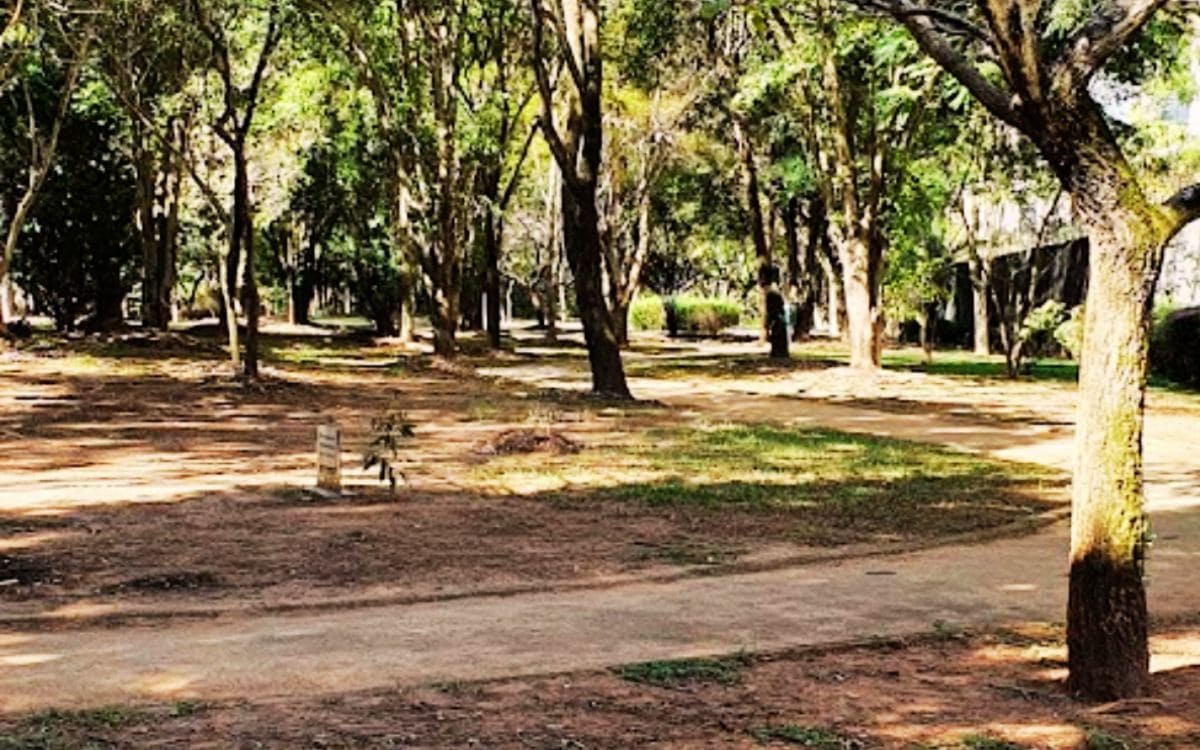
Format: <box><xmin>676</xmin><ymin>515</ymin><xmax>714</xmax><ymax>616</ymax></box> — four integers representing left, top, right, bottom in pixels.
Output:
<box><xmin>1065</xmin><ymin>156</ymin><xmax>1168</xmax><ymax>700</ymax></box>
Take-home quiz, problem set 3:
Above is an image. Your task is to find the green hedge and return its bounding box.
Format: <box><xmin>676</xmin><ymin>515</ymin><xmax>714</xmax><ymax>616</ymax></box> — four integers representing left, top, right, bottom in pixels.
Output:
<box><xmin>630</xmin><ymin>294</ymin><xmax>667</xmax><ymax>331</ymax></box>
<box><xmin>1151</xmin><ymin>305</ymin><xmax>1200</xmax><ymax>388</ymax></box>
<box><xmin>665</xmin><ymin>295</ymin><xmax>742</xmax><ymax>336</ymax></box>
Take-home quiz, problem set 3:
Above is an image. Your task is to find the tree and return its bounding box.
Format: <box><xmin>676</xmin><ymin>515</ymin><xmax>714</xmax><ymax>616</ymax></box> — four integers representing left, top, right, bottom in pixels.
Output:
<box><xmin>856</xmin><ymin>0</ymin><xmax>1200</xmax><ymax>699</ymax></box>
<box><xmin>93</xmin><ymin>0</ymin><xmax>198</xmax><ymax>330</ymax></box>
<box><xmin>806</xmin><ymin>3</ymin><xmax>941</xmax><ymax>369</ymax></box>
<box><xmin>7</xmin><ymin>84</ymin><xmax>138</xmax><ymax>330</ymax></box>
<box><xmin>0</xmin><ymin>4</ymin><xmax>92</xmax><ymax>334</ymax></box>
<box><xmin>189</xmin><ymin>0</ymin><xmax>285</xmax><ymax>378</ymax></box>
<box><xmin>531</xmin><ymin>0</ymin><xmax>632</xmax><ymax>398</ymax></box>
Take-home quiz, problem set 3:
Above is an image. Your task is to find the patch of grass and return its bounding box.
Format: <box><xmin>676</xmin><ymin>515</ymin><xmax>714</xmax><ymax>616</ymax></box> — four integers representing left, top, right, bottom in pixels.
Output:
<box><xmin>615</xmin><ymin>654</ymin><xmax>750</xmax><ymax>687</ymax></box>
<box><xmin>961</xmin><ymin>735</ymin><xmax>1027</xmax><ymax>750</ymax></box>
<box><xmin>474</xmin><ymin>424</ymin><xmax>1061</xmax><ymax>545</ymax></box>
<box><xmin>1084</xmin><ymin>730</ymin><xmax>1131</xmax><ymax>750</ymax></box>
<box><xmin>931</xmin><ymin>619</ymin><xmax>967</xmax><ymax>642</ymax></box>
<box><xmin>0</xmin><ymin>707</ymin><xmax>142</xmax><ymax>750</ymax></box>
<box><xmin>167</xmin><ymin>701</ymin><xmax>206</xmax><ymax>718</ymax></box>
<box><xmin>750</xmin><ymin>724</ymin><xmax>860</xmax><ymax>748</ymax></box>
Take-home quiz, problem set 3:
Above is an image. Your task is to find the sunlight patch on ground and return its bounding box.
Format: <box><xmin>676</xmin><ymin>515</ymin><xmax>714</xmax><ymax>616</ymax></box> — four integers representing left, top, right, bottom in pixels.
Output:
<box><xmin>0</xmin><ymin>653</ymin><xmax>61</xmax><ymax>667</ymax></box>
<box><xmin>130</xmin><ymin>671</ymin><xmax>198</xmax><ymax>698</ymax></box>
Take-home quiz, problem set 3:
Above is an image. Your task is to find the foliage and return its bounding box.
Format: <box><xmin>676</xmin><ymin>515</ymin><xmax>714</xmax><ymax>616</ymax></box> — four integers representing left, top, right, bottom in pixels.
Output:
<box><xmin>363</xmin><ymin>406</ymin><xmax>416</xmax><ymax>495</ymax></box>
<box><xmin>3</xmin><ymin>76</ymin><xmax>137</xmax><ymax>330</ymax></box>
<box><xmin>615</xmin><ymin>654</ymin><xmax>749</xmax><ymax>686</ymax></box>
<box><xmin>1019</xmin><ymin>301</ymin><xmax>1069</xmax><ymax>361</ymax></box>
<box><xmin>1150</xmin><ymin>305</ymin><xmax>1200</xmax><ymax>388</ymax></box>
<box><xmin>749</xmin><ymin>724</ymin><xmax>858</xmax><ymax>749</ymax></box>
<box><xmin>629</xmin><ymin>293</ymin><xmax>666</xmax><ymax>331</ymax></box>
<box><xmin>960</xmin><ymin>736</ymin><xmax>1025</xmax><ymax>750</ymax></box>
<box><xmin>1054</xmin><ymin>305</ymin><xmax>1085</xmax><ymax>361</ymax></box>
<box><xmin>665</xmin><ymin>295</ymin><xmax>742</xmax><ymax>336</ymax></box>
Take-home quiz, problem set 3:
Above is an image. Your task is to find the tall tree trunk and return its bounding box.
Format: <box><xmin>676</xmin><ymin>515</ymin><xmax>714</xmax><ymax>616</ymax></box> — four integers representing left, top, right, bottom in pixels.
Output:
<box><xmin>133</xmin><ymin>139</ymin><xmax>166</xmax><ymax>329</ymax></box>
<box><xmin>1065</xmin><ymin>167</ymin><xmax>1164</xmax><ymax>700</ymax></box>
<box><xmin>787</xmin><ymin>197</ymin><xmax>820</xmax><ymax>342</ymax></box>
<box><xmin>235</xmin><ymin>151</ymin><xmax>259</xmax><ymax>379</ymax></box>
<box><xmin>484</xmin><ymin>209</ymin><xmax>502</xmax><ymax>349</ymax></box>
<box><xmin>532</xmin><ymin>0</ymin><xmax>629</xmax><ymax>398</ymax></box>
<box><xmin>733</xmin><ymin>121</ymin><xmax>772</xmax><ymax>342</ymax></box>
<box><xmin>545</xmin><ymin>178</ymin><xmax>561</xmax><ymax>341</ymax></box>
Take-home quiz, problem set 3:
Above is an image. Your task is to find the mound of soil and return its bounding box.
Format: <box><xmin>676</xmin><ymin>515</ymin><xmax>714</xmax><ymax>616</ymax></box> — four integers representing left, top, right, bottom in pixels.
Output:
<box><xmin>478</xmin><ymin>429</ymin><xmax>582</xmax><ymax>456</ymax></box>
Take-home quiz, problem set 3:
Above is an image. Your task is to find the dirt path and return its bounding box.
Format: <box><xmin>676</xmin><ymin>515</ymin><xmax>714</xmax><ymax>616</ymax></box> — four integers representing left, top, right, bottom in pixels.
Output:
<box><xmin>2</xmin><ymin>371</ymin><xmax>1197</xmax><ymax>713</ymax></box>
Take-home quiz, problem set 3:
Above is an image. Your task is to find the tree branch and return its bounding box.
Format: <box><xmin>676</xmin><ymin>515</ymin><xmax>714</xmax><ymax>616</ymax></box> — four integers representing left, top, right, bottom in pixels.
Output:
<box><xmin>1060</xmin><ymin>0</ymin><xmax>1171</xmax><ymax>82</ymax></box>
<box><xmin>1165</xmin><ymin>182</ymin><xmax>1200</xmax><ymax>239</ymax></box>
<box><xmin>529</xmin><ymin>0</ymin><xmax>581</xmax><ymax>192</ymax></box>
<box><xmin>855</xmin><ymin>0</ymin><xmax>1022</xmax><ymax>129</ymax></box>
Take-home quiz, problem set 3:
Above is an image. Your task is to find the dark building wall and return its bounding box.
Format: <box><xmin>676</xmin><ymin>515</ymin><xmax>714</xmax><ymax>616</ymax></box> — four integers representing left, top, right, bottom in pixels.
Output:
<box><xmin>944</xmin><ymin>238</ymin><xmax>1089</xmax><ymax>350</ymax></box>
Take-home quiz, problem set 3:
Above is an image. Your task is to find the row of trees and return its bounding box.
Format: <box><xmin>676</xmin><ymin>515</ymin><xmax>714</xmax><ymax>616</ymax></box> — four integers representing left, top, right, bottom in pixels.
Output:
<box><xmin>2</xmin><ymin>0</ymin><xmax>1198</xmax><ymax>700</ymax></box>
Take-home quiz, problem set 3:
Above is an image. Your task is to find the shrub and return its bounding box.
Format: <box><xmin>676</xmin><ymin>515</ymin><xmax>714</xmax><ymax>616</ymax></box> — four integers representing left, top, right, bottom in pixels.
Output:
<box><xmin>665</xmin><ymin>295</ymin><xmax>742</xmax><ymax>336</ymax></box>
<box><xmin>1054</xmin><ymin>305</ymin><xmax>1085</xmax><ymax>360</ymax></box>
<box><xmin>629</xmin><ymin>294</ymin><xmax>667</xmax><ymax>331</ymax></box>
<box><xmin>1150</xmin><ymin>305</ymin><xmax>1200</xmax><ymax>388</ymax></box>
<box><xmin>1019</xmin><ymin>300</ymin><xmax>1067</xmax><ymax>359</ymax></box>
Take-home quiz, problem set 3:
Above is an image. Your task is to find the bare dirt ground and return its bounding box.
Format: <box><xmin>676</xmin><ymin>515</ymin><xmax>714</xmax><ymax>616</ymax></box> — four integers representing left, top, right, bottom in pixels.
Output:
<box><xmin>1</xmin><ymin>326</ymin><xmax>1198</xmax><ymax>749</ymax></box>
<box><xmin>0</xmin><ymin>332</ymin><xmax>1057</xmax><ymax>627</ymax></box>
<box><xmin>2</xmin><ymin>624</ymin><xmax>1197</xmax><ymax>749</ymax></box>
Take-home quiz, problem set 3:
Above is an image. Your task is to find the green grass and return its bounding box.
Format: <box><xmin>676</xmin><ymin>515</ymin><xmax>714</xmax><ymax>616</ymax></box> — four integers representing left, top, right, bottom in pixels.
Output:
<box><xmin>475</xmin><ymin>424</ymin><xmax>1061</xmax><ymax>545</ymax></box>
<box><xmin>0</xmin><ymin>707</ymin><xmax>142</xmax><ymax>750</ymax></box>
<box><xmin>961</xmin><ymin>736</ymin><xmax>1027</xmax><ymax>750</ymax></box>
<box><xmin>750</xmin><ymin>725</ymin><xmax>859</xmax><ymax>748</ymax></box>
<box><xmin>1084</xmin><ymin>731</ymin><xmax>1131</xmax><ymax>750</ymax></box>
<box><xmin>615</xmin><ymin>654</ymin><xmax>751</xmax><ymax>687</ymax></box>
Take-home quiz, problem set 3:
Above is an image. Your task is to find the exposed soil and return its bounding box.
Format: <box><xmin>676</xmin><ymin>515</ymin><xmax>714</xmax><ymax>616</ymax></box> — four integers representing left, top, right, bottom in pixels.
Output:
<box><xmin>0</xmin><ymin>336</ymin><xmax>1056</xmax><ymax>626</ymax></box>
<box><xmin>2</xmin><ymin>624</ymin><xmax>1197</xmax><ymax>749</ymax></box>
<box><xmin>0</xmin><ymin>487</ymin><xmax>854</xmax><ymax>620</ymax></box>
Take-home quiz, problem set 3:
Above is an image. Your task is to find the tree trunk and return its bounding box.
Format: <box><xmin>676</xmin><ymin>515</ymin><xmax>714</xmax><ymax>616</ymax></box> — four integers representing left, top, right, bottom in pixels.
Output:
<box><xmin>235</xmin><ymin>152</ymin><xmax>259</xmax><ymax>379</ymax></box>
<box><xmin>431</xmin><ymin>286</ymin><xmax>460</xmax><ymax>358</ymax></box>
<box><xmin>484</xmin><ymin>209</ymin><xmax>502</xmax><ymax>349</ymax></box>
<box><xmin>219</xmin><ymin>251</ymin><xmax>240</xmax><ymax>370</ymax></box>
<box><xmin>612</xmin><ymin>300</ymin><xmax>629</xmax><ymax>347</ymax></box>
<box><xmin>840</xmin><ymin>236</ymin><xmax>882</xmax><ymax>369</ymax></box>
<box><xmin>969</xmin><ymin>256</ymin><xmax>990</xmax><ymax>355</ymax></box>
<box><xmin>1066</xmin><ymin>189</ymin><xmax>1162</xmax><ymax>701</ymax></box>
<box><xmin>562</xmin><ymin>182</ymin><xmax>631</xmax><ymax>398</ymax></box>
<box><xmin>734</xmin><ymin>121</ymin><xmax>771</xmax><ymax>342</ymax></box>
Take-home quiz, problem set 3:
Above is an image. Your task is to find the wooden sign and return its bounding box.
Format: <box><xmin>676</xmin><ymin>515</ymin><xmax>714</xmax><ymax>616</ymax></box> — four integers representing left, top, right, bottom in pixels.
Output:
<box><xmin>316</xmin><ymin>423</ymin><xmax>342</xmax><ymax>492</ymax></box>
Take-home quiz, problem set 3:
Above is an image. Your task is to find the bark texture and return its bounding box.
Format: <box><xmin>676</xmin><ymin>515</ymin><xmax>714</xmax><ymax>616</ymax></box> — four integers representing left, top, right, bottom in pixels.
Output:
<box><xmin>532</xmin><ymin>0</ymin><xmax>631</xmax><ymax>398</ymax></box>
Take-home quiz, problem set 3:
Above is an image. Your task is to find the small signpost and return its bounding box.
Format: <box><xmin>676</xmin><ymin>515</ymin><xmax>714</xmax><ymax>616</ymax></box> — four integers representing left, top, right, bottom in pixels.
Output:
<box><xmin>316</xmin><ymin>422</ymin><xmax>342</xmax><ymax>493</ymax></box>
